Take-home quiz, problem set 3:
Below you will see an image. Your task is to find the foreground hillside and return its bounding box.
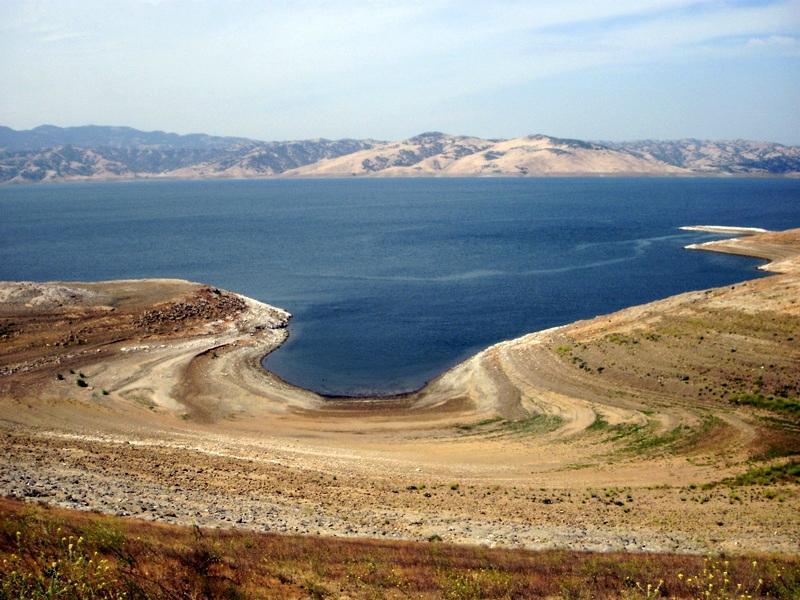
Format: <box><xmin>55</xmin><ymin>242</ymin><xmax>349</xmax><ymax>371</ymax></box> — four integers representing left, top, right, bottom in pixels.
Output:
<box><xmin>1</xmin><ymin>125</ymin><xmax>799</xmax><ymax>183</ymax></box>
<box><xmin>2</xmin><ymin>498</ymin><xmax>797</xmax><ymax>599</ymax></box>
<box><xmin>0</xmin><ymin>228</ymin><xmax>798</xmax><ymax>558</ymax></box>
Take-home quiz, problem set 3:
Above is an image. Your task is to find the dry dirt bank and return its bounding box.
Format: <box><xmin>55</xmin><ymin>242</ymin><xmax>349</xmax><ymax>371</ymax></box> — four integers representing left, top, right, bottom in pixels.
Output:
<box><xmin>1</xmin><ymin>228</ymin><xmax>798</xmax><ymax>554</ymax></box>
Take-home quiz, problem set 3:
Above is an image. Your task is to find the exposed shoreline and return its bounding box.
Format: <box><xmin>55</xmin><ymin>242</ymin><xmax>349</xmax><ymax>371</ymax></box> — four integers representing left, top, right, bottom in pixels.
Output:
<box><xmin>1</xmin><ymin>226</ymin><xmax>798</xmax><ymax>554</ymax></box>
<box><xmin>679</xmin><ymin>225</ymin><xmax>769</xmax><ymax>235</ymax></box>
<box><xmin>262</xmin><ymin>224</ymin><xmax>780</xmax><ymax>401</ymax></box>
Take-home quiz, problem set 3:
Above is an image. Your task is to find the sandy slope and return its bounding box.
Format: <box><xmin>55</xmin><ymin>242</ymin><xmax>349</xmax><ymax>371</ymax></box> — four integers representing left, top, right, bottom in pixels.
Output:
<box><xmin>442</xmin><ymin>136</ymin><xmax>687</xmax><ymax>176</ymax></box>
<box><xmin>281</xmin><ymin>134</ymin><xmax>493</xmax><ymax>177</ymax></box>
<box><xmin>1</xmin><ymin>229</ymin><xmax>798</xmax><ymax>554</ymax></box>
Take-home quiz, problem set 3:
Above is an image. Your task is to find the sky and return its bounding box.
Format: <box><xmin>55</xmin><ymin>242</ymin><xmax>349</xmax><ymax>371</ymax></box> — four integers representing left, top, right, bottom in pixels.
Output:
<box><xmin>1</xmin><ymin>0</ymin><xmax>799</xmax><ymax>143</ymax></box>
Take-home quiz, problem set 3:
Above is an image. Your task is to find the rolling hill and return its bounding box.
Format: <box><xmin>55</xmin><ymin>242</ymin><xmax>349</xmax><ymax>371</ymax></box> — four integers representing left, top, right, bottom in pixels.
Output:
<box><xmin>1</xmin><ymin>125</ymin><xmax>798</xmax><ymax>183</ymax></box>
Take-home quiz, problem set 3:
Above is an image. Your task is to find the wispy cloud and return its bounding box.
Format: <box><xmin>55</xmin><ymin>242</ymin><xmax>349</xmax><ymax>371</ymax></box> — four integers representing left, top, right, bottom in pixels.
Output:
<box><xmin>746</xmin><ymin>34</ymin><xmax>799</xmax><ymax>47</ymax></box>
<box><xmin>0</xmin><ymin>0</ymin><xmax>798</xmax><ymax>141</ymax></box>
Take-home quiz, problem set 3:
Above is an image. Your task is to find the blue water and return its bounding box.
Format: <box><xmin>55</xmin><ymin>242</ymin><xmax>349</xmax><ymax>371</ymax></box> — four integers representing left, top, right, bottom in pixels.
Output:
<box><xmin>1</xmin><ymin>178</ymin><xmax>798</xmax><ymax>395</ymax></box>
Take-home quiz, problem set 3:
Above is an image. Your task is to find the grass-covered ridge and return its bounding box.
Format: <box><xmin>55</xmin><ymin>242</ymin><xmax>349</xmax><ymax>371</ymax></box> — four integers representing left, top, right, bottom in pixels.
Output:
<box><xmin>1</xmin><ymin>498</ymin><xmax>799</xmax><ymax>599</ymax></box>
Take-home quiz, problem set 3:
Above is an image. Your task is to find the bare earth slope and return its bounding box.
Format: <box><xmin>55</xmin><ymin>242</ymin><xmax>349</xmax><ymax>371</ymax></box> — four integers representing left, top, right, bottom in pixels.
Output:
<box><xmin>285</xmin><ymin>134</ymin><xmax>689</xmax><ymax>177</ymax></box>
<box><xmin>1</xmin><ymin>229</ymin><xmax>798</xmax><ymax>554</ymax></box>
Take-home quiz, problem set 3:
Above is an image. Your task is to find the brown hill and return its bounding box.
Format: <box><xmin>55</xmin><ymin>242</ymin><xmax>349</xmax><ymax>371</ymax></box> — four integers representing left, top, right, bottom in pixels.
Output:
<box><xmin>2</xmin><ymin>125</ymin><xmax>799</xmax><ymax>183</ymax></box>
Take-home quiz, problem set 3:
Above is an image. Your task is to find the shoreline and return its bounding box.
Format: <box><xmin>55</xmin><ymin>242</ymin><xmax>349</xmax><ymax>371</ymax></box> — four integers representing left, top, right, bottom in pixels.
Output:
<box><xmin>1</xmin><ymin>226</ymin><xmax>799</xmax><ymax>554</ymax></box>
<box><xmin>678</xmin><ymin>225</ymin><xmax>769</xmax><ymax>235</ymax></box>
<box><xmin>1</xmin><ymin>223</ymin><xmax>795</xmax><ymax>415</ymax></box>
<box><xmin>261</xmin><ymin>225</ymin><xmax>779</xmax><ymax>401</ymax></box>
<box><xmin>3</xmin><ymin>172</ymin><xmax>800</xmax><ymax>187</ymax></box>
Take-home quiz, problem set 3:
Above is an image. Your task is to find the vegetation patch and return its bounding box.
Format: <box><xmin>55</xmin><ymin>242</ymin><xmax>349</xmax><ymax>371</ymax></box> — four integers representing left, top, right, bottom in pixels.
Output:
<box><xmin>717</xmin><ymin>461</ymin><xmax>800</xmax><ymax>487</ymax></box>
<box><xmin>497</xmin><ymin>414</ymin><xmax>564</xmax><ymax>436</ymax></box>
<box><xmin>2</xmin><ymin>498</ymin><xmax>798</xmax><ymax>599</ymax></box>
<box><xmin>455</xmin><ymin>414</ymin><xmax>562</xmax><ymax>437</ymax></box>
<box><xmin>731</xmin><ymin>393</ymin><xmax>800</xmax><ymax>417</ymax></box>
<box><xmin>454</xmin><ymin>416</ymin><xmax>503</xmax><ymax>432</ymax></box>
<box><xmin>592</xmin><ymin>417</ymin><xmax>705</xmax><ymax>457</ymax></box>
<box><xmin>605</xmin><ymin>333</ymin><xmax>638</xmax><ymax>345</ymax></box>
<box><xmin>554</xmin><ymin>344</ymin><xmax>572</xmax><ymax>357</ymax></box>
<box><xmin>628</xmin><ymin>424</ymin><xmax>694</xmax><ymax>453</ymax></box>
<box><xmin>587</xmin><ymin>413</ymin><xmax>610</xmax><ymax>431</ymax></box>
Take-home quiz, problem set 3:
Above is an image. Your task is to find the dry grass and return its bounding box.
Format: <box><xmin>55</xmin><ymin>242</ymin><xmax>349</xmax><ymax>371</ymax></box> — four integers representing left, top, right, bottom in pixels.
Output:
<box><xmin>1</xmin><ymin>498</ymin><xmax>798</xmax><ymax>599</ymax></box>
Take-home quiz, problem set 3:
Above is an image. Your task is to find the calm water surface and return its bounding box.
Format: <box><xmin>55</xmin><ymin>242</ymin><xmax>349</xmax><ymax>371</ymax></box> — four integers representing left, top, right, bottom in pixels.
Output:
<box><xmin>1</xmin><ymin>178</ymin><xmax>798</xmax><ymax>395</ymax></box>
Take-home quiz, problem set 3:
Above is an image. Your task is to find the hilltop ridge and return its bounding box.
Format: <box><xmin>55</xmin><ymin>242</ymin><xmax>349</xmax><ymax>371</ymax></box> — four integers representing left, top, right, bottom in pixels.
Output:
<box><xmin>2</xmin><ymin>125</ymin><xmax>799</xmax><ymax>183</ymax></box>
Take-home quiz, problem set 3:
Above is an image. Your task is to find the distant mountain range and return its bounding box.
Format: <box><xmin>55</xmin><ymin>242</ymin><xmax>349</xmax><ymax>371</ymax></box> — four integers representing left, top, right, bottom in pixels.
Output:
<box><xmin>1</xmin><ymin>125</ymin><xmax>799</xmax><ymax>184</ymax></box>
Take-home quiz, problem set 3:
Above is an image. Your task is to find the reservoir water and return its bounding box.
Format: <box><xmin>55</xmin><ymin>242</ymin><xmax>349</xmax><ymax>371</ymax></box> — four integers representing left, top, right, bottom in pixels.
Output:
<box><xmin>1</xmin><ymin>177</ymin><xmax>799</xmax><ymax>395</ymax></box>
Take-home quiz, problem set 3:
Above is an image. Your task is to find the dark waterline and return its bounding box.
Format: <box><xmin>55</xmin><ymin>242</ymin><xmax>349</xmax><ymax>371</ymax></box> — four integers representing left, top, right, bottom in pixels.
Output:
<box><xmin>1</xmin><ymin>177</ymin><xmax>798</xmax><ymax>396</ymax></box>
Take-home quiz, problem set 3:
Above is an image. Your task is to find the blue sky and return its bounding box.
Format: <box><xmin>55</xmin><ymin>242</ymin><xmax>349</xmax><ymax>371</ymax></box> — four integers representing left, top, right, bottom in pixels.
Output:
<box><xmin>1</xmin><ymin>0</ymin><xmax>799</xmax><ymax>142</ymax></box>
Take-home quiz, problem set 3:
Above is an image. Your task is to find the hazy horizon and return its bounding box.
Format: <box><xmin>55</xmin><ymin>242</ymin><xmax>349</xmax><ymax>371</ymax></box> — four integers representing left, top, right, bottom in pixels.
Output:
<box><xmin>2</xmin><ymin>1</ymin><xmax>799</xmax><ymax>144</ymax></box>
<box><xmin>4</xmin><ymin>122</ymin><xmax>800</xmax><ymax>146</ymax></box>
